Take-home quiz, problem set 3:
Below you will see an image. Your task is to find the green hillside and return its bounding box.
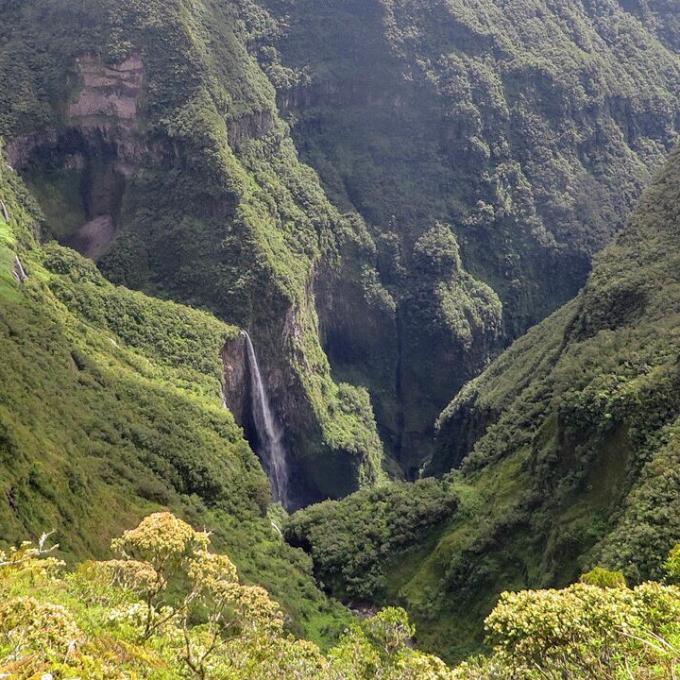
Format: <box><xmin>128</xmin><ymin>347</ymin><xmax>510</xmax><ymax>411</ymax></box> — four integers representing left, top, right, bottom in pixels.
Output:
<box><xmin>261</xmin><ymin>0</ymin><xmax>680</xmax><ymax>469</ymax></box>
<box><xmin>0</xmin><ymin>159</ymin><xmax>350</xmax><ymax>646</ymax></box>
<box><xmin>288</xmin><ymin>144</ymin><xmax>680</xmax><ymax>661</ymax></box>
<box><xmin>0</xmin><ymin>0</ymin><xmax>385</xmax><ymax>506</ymax></box>
<box><xmin>2</xmin><ymin>0</ymin><xmax>680</xmax><ymax>676</ymax></box>
<box><xmin>3</xmin><ymin>0</ymin><xmax>679</xmax><ymax>485</ymax></box>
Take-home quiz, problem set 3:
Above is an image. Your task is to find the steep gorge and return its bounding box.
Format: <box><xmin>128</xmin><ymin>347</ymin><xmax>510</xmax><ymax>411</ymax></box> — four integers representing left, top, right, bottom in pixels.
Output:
<box><xmin>259</xmin><ymin>0</ymin><xmax>680</xmax><ymax>470</ymax></box>
<box><xmin>0</xmin><ymin>160</ymin><xmax>352</xmax><ymax>643</ymax></box>
<box><xmin>3</xmin><ymin>0</ymin><xmax>680</xmax><ymax>490</ymax></box>
<box><xmin>0</xmin><ymin>0</ymin><xmax>386</xmax><ymax>506</ymax></box>
<box><xmin>290</xmin><ymin>145</ymin><xmax>680</xmax><ymax>661</ymax></box>
<box><xmin>2</xmin><ymin>0</ymin><xmax>680</xmax><ymax>670</ymax></box>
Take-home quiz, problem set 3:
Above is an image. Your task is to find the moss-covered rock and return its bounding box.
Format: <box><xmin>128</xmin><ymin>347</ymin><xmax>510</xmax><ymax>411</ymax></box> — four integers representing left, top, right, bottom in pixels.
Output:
<box><xmin>258</xmin><ymin>0</ymin><xmax>680</xmax><ymax>467</ymax></box>
<box><xmin>0</xmin><ymin>0</ymin><xmax>385</xmax><ymax>503</ymax></box>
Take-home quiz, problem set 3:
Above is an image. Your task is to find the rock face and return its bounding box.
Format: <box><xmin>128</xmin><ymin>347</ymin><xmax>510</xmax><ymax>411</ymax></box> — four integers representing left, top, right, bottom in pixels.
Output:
<box><xmin>6</xmin><ymin>131</ymin><xmax>58</xmax><ymax>171</ymax></box>
<box><xmin>69</xmin><ymin>54</ymin><xmax>143</xmax><ymax>124</ymax></box>
<box><xmin>6</xmin><ymin>54</ymin><xmax>148</xmax><ymax>261</ymax></box>
<box><xmin>221</xmin><ymin>334</ymin><xmax>248</xmax><ymax>427</ymax></box>
<box><xmin>12</xmin><ymin>256</ymin><xmax>28</xmax><ymax>283</ymax></box>
<box><xmin>0</xmin><ymin>0</ymin><xmax>385</xmax><ymax>505</ymax></box>
<box><xmin>3</xmin><ymin>0</ymin><xmax>679</xmax><ymax>498</ymax></box>
<box><xmin>227</xmin><ymin>110</ymin><xmax>274</xmax><ymax>150</ymax></box>
<box><xmin>8</xmin><ymin>54</ymin><xmax>146</xmax><ymax>169</ymax></box>
<box><xmin>66</xmin><ymin>214</ymin><xmax>116</xmax><ymax>261</ymax></box>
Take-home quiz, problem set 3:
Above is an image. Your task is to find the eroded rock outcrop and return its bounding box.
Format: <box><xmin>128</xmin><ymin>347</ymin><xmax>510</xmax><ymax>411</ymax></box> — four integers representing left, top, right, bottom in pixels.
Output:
<box><xmin>227</xmin><ymin>110</ymin><xmax>274</xmax><ymax>150</ymax></box>
<box><xmin>12</xmin><ymin>256</ymin><xmax>28</xmax><ymax>283</ymax></box>
<box><xmin>70</xmin><ymin>54</ymin><xmax>143</xmax><ymax>124</ymax></box>
<box><xmin>7</xmin><ymin>54</ymin><xmax>145</xmax><ymax>170</ymax></box>
<box><xmin>5</xmin><ymin>54</ymin><xmax>148</xmax><ymax>261</ymax></box>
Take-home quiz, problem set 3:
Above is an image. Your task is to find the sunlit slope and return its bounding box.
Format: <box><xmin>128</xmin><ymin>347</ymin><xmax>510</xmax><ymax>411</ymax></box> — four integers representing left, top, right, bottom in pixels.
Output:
<box><xmin>0</xmin><ymin>162</ymin><xmax>349</xmax><ymax>644</ymax></box>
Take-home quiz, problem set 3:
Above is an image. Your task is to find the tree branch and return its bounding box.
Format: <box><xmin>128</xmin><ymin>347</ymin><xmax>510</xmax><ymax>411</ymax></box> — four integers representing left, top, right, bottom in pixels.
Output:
<box><xmin>0</xmin><ymin>531</ymin><xmax>58</xmax><ymax>568</ymax></box>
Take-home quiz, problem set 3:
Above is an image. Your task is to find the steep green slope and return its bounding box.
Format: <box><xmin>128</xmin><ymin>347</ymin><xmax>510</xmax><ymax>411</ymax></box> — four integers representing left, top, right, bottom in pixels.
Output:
<box><xmin>5</xmin><ymin>0</ymin><xmax>679</xmax><ymax>482</ymax></box>
<box><xmin>2</xmin><ymin>0</ymin><xmax>680</xmax><ymax>667</ymax></box>
<box><xmin>287</xmin><ymin>145</ymin><xmax>680</xmax><ymax>661</ymax></box>
<box><xmin>0</xmin><ymin>0</ymin><xmax>385</xmax><ymax>505</ymax></box>
<box><xmin>260</xmin><ymin>0</ymin><xmax>680</xmax><ymax>470</ymax></box>
<box><xmin>0</xmin><ymin>160</ymin><xmax>350</xmax><ymax>645</ymax></box>
<box><xmin>3</xmin><ymin>0</ymin><xmax>679</xmax><ymax>487</ymax></box>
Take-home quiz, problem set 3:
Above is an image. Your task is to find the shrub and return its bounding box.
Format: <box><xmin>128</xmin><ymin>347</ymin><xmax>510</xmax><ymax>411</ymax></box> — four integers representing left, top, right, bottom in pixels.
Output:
<box><xmin>580</xmin><ymin>566</ymin><xmax>627</xmax><ymax>589</ymax></box>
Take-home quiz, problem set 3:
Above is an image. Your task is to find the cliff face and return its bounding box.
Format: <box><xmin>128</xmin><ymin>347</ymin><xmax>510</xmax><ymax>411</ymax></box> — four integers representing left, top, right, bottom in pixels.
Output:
<box><xmin>0</xmin><ymin>0</ymin><xmax>385</xmax><ymax>505</ymax></box>
<box><xmin>259</xmin><ymin>0</ymin><xmax>680</xmax><ymax>469</ymax></box>
<box><xmin>3</xmin><ymin>0</ymin><xmax>680</xmax><ymax>667</ymax></box>
<box><xmin>0</xmin><ymin>162</ymin><xmax>352</xmax><ymax>641</ymax></box>
<box><xmin>2</xmin><ymin>0</ymin><xmax>680</xmax><ymax>491</ymax></box>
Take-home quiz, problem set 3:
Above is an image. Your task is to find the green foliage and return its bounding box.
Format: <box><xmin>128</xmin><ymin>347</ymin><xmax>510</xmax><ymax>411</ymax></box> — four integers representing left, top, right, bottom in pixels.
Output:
<box><xmin>0</xmin><ymin>165</ymin><xmax>349</xmax><ymax>646</ymax></box>
<box><xmin>4</xmin><ymin>0</ymin><xmax>678</xmax><ymax>488</ymax></box>
<box><xmin>0</xmin><ymin>0</ymin><xmax>386</xmax><ymax>501</ymax></box>
<box><xmin>452</xmin><ymin>549</ymin><xmax>680</xmax><ymax>679</ymax></box>
<box><xmin>485</xmin><ymin>582</ymin><xmax>680</xmax><ymax>673</ymax></box>
<box><xmin>580</xmin><ymin>567</ymin><xmax>627</xmax><ymax>589</ymax></box>
<box><xmin>665</xmin><ymin>545</ymin><xmax>680</xmax><ymax>583</ymax></box>
<box><xmin>44</xmin><ymin>245</ymin><xmax>238</xmax><ymax>382</ymax></box>
<box><xmin>290</xmin><ymin>147</ymin><xmax>680</xmax><ymax>663</ymax></box>
<box><xmin>4</xmin><ymin>515</ymin><xmax>680</xmax><ymax>679</ymax></box>
<box><xmin>408</xmin><ymin>225</ymin><xmax>503</xmax><ymax>346</ymax></box>
<box><xmin>0</xmin><ymin>513</ymin><xmax>454</xmax><ymax>679</ymax></box>
<box><xmin>258</xmin><ymin>0</ymin><xmax>680</xmax><ymax>465</ymax></box>
<box><xmin>412</xmin><ymin>224</ymin><xmax>462</xmax><ymax>281</ymax></box>
<box><xmin>3</xmin><ymin>0</ymin><xmax>680</xmax><ymax>671</ymax></box>
<box><xmin>286</xmin><ymin>479</ymin><xmax>457</xmax><ymax>601</ymax></box>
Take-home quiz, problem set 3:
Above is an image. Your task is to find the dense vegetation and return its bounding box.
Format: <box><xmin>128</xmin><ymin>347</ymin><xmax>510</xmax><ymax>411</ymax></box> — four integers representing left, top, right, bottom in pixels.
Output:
<box><xmin>0</xmin><ymin>157</ymin><xmax>350</xmax><ymax>645</ymax></box>
<box><xmin>0</xmin><ymin>0</ymin><xmax>386</xmax><ymax>505</ymax></box>
<box><xmin>3</xmin><ymin>0</ymin><xmax>680</xmax><ymax>674</ymax></box>
<box><xmin>286</xmin><ymin>479</ymin><xmax>458</xmax><ymax>601</ymax></box>
<box><xmin>289</xmin><ymin>145</ymin><xmax>680</xmax><ymax>661</ymax></box>
<box><xmin>3</xmin><ymin>0</ymin><xmax>680</xmax><ymax>485</ymax></box>
<box><xmin>3</xmin><ymin>511</ymin><xmax>680</xmax><ymax>678</ymax></box>
<box><xmin>260</xmin><ymin>0</ymin><xmax>680</xmax><ymax>470</ymax></box>
<box><xmin>0</xmin><ymin>512</ymin><xmax>456</xmax><ymax>678</ymax></box>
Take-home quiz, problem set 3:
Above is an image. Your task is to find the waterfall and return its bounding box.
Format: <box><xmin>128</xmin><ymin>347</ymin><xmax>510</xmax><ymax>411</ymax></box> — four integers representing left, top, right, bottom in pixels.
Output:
<box><xmin>13</xmin><ymin>256</ymin><xmax>27</xmax><ymax>283</ymax></box>
<box><xmin>241</xmin><ymin>331</ymin><xmax>290</xmax><ymax>508</ymax></box>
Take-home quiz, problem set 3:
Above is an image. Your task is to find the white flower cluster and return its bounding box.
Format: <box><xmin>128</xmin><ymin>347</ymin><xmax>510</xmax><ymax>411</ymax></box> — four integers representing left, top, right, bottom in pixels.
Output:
<box><xmin>106</xmin><ymin>602</ymin><xmax>148</xmax><ymax>628</ymax></box>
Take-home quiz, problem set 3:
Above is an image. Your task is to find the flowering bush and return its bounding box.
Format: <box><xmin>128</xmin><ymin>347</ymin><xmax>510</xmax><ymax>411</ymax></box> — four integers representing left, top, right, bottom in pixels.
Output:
<box><xmin>2</xmin><ymin>513</ymin><xmax>678</xmax><ymax>679</ymax></box>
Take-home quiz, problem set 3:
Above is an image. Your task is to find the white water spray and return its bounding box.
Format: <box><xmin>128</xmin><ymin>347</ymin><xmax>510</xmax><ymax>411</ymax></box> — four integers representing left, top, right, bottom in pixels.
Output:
<box><xmin>13</xmin><ymin>256</ymin><xmax>27</xmax><ymax>283</ymax></box>
<box><xmin>241</xmin><ymin>331</ymin><xmax>290</xmax><ymax>507</ymax></box>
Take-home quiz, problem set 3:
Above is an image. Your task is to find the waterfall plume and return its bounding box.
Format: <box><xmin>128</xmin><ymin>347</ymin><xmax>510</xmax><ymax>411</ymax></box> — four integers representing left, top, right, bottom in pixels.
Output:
<box><xmin>241</xmin><ymin>331</ymin><xmax>290</xmax><ymax>508</ymax></box>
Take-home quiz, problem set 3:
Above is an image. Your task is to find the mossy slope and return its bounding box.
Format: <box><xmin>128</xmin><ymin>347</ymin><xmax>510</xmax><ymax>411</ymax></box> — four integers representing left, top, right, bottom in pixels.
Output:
<box><xmin>260</xmin><ymin>0</ymin><xmax>680</xmax><ymax>468</ymax></box>
<box><xmin>0</xmin><ymin>0</ymin><xmax>385</xmax><ymax>504</ymax></box>
<box><xmin>0</xmin><ymin>161</ymin><xmax>350</xmax><ymax>645</ymax></box>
